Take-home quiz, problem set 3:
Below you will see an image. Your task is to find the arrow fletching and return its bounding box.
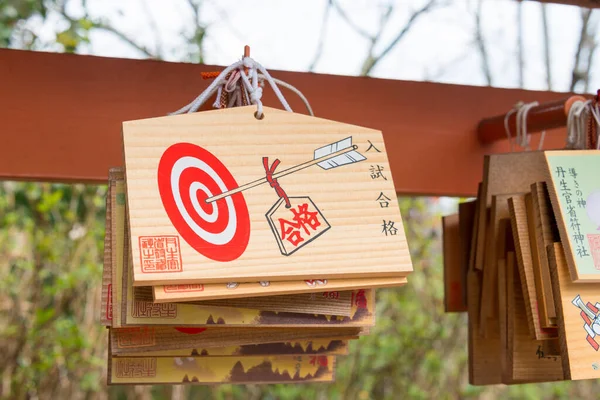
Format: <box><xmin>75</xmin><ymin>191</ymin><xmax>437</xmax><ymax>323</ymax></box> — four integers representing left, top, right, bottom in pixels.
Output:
<box><xmin>314</xmin><ymin>137</ymin><xmax>366</xmax><ymax>170</ymax></box>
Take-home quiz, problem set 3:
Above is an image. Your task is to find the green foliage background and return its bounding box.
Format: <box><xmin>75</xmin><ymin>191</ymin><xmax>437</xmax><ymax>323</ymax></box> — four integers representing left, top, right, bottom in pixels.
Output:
<box><xmin>1</xmin><ymin>2</ymin><xmax>600</xmax><ymax>399</ymax></box>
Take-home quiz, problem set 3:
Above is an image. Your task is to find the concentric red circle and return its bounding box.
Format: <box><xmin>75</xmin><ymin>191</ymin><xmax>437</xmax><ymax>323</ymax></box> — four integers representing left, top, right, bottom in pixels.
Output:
<box><xmin>158</xmin><ymin>142</ymin><xmax>250</xmax><ymax>261</ymax></box>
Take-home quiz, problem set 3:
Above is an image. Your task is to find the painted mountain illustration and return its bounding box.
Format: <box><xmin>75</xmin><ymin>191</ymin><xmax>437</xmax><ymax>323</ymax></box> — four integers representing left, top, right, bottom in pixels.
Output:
<box><xmin>256</xmin><ymin>306</ymin><xmax>370</xmax><ymax>325</ymax></box>
<box><xmin>227</xmin><ymin>360</ymin><xmax>330</xmax><ymax>382</ymax></box>
<box><xmin>236</xmin><ymin>340</ymin><xmax>345</xmax><ymax>355</ymax></box>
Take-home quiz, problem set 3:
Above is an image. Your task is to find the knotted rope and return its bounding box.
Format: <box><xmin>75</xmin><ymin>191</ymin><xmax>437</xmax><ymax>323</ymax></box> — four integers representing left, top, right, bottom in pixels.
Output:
<box><xmin>170</xmin><ymin>57</ymin><xmax>313</xmax><ymax>119</ymax></box>
<box><xmin>263</xmin><ymin>157</ymin><xmax>291</xmax><ymax>208</ymax></box>
<box><xmin>504</xmin><ymin>101</ymin><xmax>546</xmax><ymax>151</ymax></box>
<box><xmin>566</xmin><ymin>100</ymin><xmax>591</xmax><ymax>150</ymax></box>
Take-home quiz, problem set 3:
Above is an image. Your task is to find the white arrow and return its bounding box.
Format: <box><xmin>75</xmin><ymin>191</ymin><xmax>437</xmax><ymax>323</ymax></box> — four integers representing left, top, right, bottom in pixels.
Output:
<box><xmin>205</xmin><ymin>137</ymin><xmax>366</xmax><ymax>204</ymax></box>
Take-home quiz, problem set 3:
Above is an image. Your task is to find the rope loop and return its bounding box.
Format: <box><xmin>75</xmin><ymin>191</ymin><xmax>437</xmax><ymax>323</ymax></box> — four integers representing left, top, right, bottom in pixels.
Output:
<box><xmin>169</xmin><ymin>57</ymin><xmax>313</xmax><ymax>119</ymax></box>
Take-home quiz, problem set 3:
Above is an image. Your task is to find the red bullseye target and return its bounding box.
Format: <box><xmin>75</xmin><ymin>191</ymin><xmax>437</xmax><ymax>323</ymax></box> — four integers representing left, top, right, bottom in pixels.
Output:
<box><xmin>158</xmin><ymin>143</ymin><xmax>250</xmax><ymax>261</ymax></box>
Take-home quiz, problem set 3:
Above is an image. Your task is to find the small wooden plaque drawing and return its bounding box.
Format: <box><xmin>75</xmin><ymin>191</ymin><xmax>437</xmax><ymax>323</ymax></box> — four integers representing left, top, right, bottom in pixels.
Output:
<box><xmin>108</xmin><ymin>355</ymin><xmax>335</xmax><ymax>385</ymax></box>
<box><xmin>109</xmin><ymin>326</ymin><xmax>364</xmax><ymax>355</ymax></box>
<box><xmin>122</xmin><ymin>106</ymin><xmax>412</xmax><ymax>285</ymax></box>
<box><xmin>544</xmin><ymin>150</ymin><xmax>600</xmax><ymax>282</ymax></box>
<box><xmin>115</xmin><ymin>339</ymin><xmax>350</xmax><ymax>358</ymax></box>
<box><xmin>548</xmin><ymin>242</ymin><xmax>600</xmax><ymax>380</ymax></box>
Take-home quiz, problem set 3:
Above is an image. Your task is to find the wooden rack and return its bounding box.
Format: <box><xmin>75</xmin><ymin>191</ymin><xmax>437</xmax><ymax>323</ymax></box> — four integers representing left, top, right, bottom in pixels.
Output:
<box><xmin>0</xmin><ymin>0</ymin><xmax>597</xmax><ymax>197</ymax></box>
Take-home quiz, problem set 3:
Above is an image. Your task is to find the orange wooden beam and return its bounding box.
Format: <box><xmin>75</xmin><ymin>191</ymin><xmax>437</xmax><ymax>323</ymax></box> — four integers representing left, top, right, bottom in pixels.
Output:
<box><xmin>478</xmin><ymin>95</ymin><xmax>587</xmax><ymax>144</ymax></box>
<box><xmin>0</xmin><ymin>49</ymin><xmax>580</xmax><ymax>197</ymax></box>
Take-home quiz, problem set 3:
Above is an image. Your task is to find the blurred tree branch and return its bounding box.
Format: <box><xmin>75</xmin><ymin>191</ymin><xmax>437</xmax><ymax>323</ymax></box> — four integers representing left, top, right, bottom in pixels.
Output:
<box><xmin>475</xmin><ymin>0</ymin><xmax>492</xmax><ymax>85</ymax></box>
<box><xmin>54</xmin><ymin>0</ymin><xmax>161</xmax><ymax>58</ymax></box>
<box><xmin>517</xmin><ymin>0</ymin><xmax>524</xmax><ymax>87</ymax></box>
<box><xmin>308</xmin><ymin>0</ymin><xmax>332</xmax><ymax>72</ymax></box>
<box><xmin>332</xmin><ymin>0</ymin><xmax>441</xmax><ymax>76</ymax></box>
<box><xmin>186</xmin><ymin>0</ymin><xmax>207</xmax><ymax>64</ymax></box>
<box><xmin>570</xmin><ymin>8</ymin><xmax>597</xmax><ymax>92</ymax></box>
<box><xmin>141</xmin><ymin>0</ymin><xmax>164</xmax><ymax>57</ymax></box>
<box><xmin>541</xmin><ymin>3</ymin><xmax>552</xmax><ymax>90</ymax></box>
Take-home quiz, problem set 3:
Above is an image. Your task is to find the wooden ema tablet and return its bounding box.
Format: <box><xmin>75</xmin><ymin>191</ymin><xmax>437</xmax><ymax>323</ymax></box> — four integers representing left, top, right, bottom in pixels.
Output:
<box><xmin>544</xmin><ymin>151</ymin><xmax>600</xmax><ymax>282</ymax></box>
<box><xmin>496</xmin><ymin>218</ymin><xmax>511</xmax><ymax>367</ymax></box>
<box><xmin>526</xmin><ymin>191</ymin><xmax>557</xmax><ymax>328</ymax></box>
<box><xmin>475</xmin><ymin>152</ymin><xmax>548</xmax><ymax>272</ymax></box>
<box><xmin>531</xmin><ymin>182</ymin><xmax>561</xmax><ymax>320</ymax></box>
<box><xmin>458</xmin><ymin>200</ymin><xmax>477</xmax><ymax>307</ymax></box>
<box><xmin>548</xmin><ymin>242</ymin><xmax>600</xmax><ymax>380</ymax></box>
<box><xmin>480</xmin><ymin>194</ymin><xmax>515</xmax><ymax>334</ymax></box>
<box><xmin>474</xmin><ymin>159</ymin><xmax>490</xmax><ymax>271</ymax></box>
<box><xmin>506</xmin><ymin>251</ymin><xmax>564</xmax><ymax>383</ymax></box>
<box><xmin>108</xmin><ymin>355</ymin><xmax>335</xmax><ymax>385</ymax></box>
<box><xmin>111</xmin><ymin>173</ymin><xmax>126</xmax><ymax>328</ymax></box>
<box><xmin>443</xmin><ymin>213</ymin><xmax>466</xmax><ymax>312</ymax></box>
<box><xmin>467</xmin><ymin>259</ymin><xmax>502</xmax><ymax>384</ymax></box>
<box><xmin>153</xmin><ymin>276</ymin><xmax>406</xmax><ymax>302</ymax></box>
<box><xmin>109</xmin><ymin>326</ymin><xmax>363</xmax><ymax>355</ymax></box>
<box><xmin>499</xmin><ymin>220</ymin><xmax>515</xmax><ymax>382</ymax></box>
<box><xmin>101</xmin><ymin>179</ymin><xmax>113</xmax><ymax>326</ymax></box>
<box><xmin>106</xmin><ymin>169</ymin><xmax>404</xmax><ymax>301</ymax></box>
<box><xmin>116</xmin><ymin>173</ymin><xmax>376</xmax><ymax>327</ymax></box>
<box><xmin>469</xmin><ymin>184</ymin><xmax>483</xmax><ymax>273</ymax></box>
<box><xmin>467</xmin><ymin>184</ymin><xmax>503</xmax><ymax>384</ymax></box>
<box><xmin>115</xmin><ymin>339</ymin><xmax>350</xmax><ymax>357</ymax></box>
<box><xmin>122</xmin><ymin>106</ymin><xmax>412</xmax><ymax>285</ymax></box>
<box><xmin>508</xmin><ymin>195</ymin><xmax>557</xmax><ymax>341</ymax></box>
<box><xmin>134</xmin><ymin>286</ymin><xmax>354</xmax><ymax>317</ymax></box>
<box><xmin>498</xmin><ymin>251</ymin><xmax>509</xmax><ymax>381</ymax></box>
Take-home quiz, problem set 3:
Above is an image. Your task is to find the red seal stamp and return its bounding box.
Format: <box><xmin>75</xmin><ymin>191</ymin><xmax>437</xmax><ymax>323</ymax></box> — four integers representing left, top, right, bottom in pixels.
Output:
<box><xmin>139</xmin><ymin>235</ymin><xmax>182</xmax><ymax>273</ymax></box>
<box><xmin>164</xmin><ymin>284</ymin><xmax>204</xmax><ymax>293</ymax></box>
<box><xmin>589</xmin><ymin>234</ymin><xmax>600</xmax><ymax>269</ymax></box>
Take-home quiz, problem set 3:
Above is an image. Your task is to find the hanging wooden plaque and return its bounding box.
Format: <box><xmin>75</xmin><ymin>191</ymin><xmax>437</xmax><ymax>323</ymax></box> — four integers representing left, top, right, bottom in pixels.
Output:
<box><xmin>508</xmin><ymin>195</ymin><xmax>557</xmax><ymax>341</ymax></box>
<box><xmin>115</xmin><ymin>339</ymin><xmax>350</xmax><ymax>357</ymax></box>
<box><xmin>152</xmin><ymin>276</ymin><xmax>407</xmax><ymax>302</ymax></box>
<box><xmin>134</xmin><ymin>286</ymin><xmax>354</xmax><ymax>316</ymax></box>
<box><xmin>527</xmin><ymin>189</ymin><xmax>557</xmax><ymax>328</ymax></box>
<box><xmin>122</xmin><ymin>106</ymin><xmax>412</xmax><ymax>285</ymax></box>
<box><xmin>442</xmin><ymin>213</ymin><xmax>466</xmax><ymax>312</ymax></box>
<box><xmin>109</xmin><ymin>326</ymin><xmax>364</xmax><ymax>355</ymax></box>
<box><xmin>548</xmin><ymin>242</ymin><xmax>600</xmax><ymax>380</ymax></box>
<box><xmin>475</xmin><ymin>152</ymin><xmax>548</xmax><ymax>272</ymax></box>
<box><xmin>108</xmin><ymin>355</ymin><xmax>335</xmax><ymax>385</ymax></box>
<box><xmin>506</xmin><ymin>250</ymin><xmax>563</xmax><ymax>383</ymax></box>
<box><xmin>544</xmin><ymin>150</ymin><xmax>600</xmax><ymax>282</ymax></box>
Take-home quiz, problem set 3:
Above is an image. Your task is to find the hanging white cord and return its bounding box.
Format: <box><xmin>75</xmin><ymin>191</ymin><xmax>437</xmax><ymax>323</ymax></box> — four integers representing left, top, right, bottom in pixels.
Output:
<box><xmin>169</xmin><ymin>57</ymin><xmax>313</xmax><ymax>118</ymax></box>
<box><xmin>566</xmin><ymin>100</ymin><xmax>591</xmax><ymax>149</ymax></box>
<box><xmin>265</xmin><ymin>76</ymin><xmax>314</xmax><ymax>117</ymax></box>
<box><xmin>504</xmin><ymin>107</ymin><xmax>517</xmax><ymax>152</ymax></box>
<box><xmin>515</xmin><ymin>101</ymin><xmax>541</xmax><ymax>151</ymax></box>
